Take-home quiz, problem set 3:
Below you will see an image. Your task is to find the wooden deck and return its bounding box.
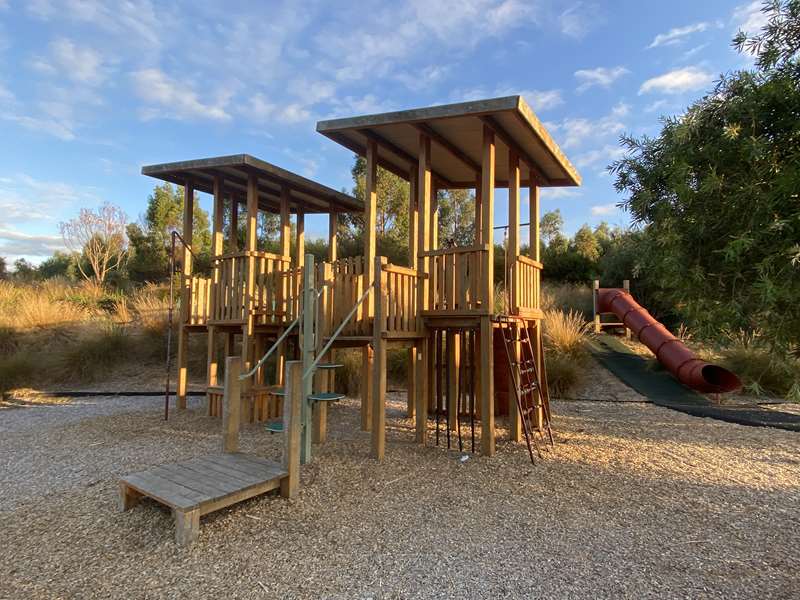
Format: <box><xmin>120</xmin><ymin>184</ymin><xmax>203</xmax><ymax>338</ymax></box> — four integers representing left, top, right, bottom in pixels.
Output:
<box><xmin>119</xmin><ymin>453</ymin><xmax>288</xmax><ymax>546</ymax></box>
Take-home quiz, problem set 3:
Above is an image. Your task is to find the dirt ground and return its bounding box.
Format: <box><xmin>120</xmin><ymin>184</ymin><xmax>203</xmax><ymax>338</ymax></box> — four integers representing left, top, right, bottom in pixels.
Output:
<box><xmin>2</xmin><ymin>388</ymin><xmax>799</xmax><ymax>599</ymax></box>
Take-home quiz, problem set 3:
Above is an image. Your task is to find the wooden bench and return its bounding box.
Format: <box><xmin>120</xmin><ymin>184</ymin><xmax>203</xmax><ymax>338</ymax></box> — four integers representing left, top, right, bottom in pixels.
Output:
<box><xmin>119</xmin><ymin>358</ymin><xmax>302</xmax><ymax>546</ymax></box>
<box><xmin>119</xmin><ymin>453</ymin><xmax>288</xmax><ymax>545</ymax></box>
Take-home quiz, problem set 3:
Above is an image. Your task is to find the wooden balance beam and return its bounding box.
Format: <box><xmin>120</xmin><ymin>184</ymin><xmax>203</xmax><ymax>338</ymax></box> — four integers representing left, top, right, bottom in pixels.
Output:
<box><xmin>119</xmin><ymin>358</ymin><xmax>302</xmax><ymax>546</ymax></box>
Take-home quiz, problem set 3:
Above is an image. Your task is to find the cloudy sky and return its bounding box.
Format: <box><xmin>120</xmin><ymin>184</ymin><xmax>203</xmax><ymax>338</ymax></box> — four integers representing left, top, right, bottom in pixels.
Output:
<box><xmin>0</xmin><ymin>0</ymin><xmax>767</xmax><ymax>262</ymax></box>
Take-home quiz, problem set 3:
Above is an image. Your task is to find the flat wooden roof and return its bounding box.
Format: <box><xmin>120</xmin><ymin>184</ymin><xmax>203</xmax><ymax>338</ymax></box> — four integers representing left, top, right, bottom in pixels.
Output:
<box><xmin>141</xmin><ymin>154</ymin><xmax>362</xmax><ymax>213</ymax></box>
<box><xmin>316</xmin><ymin>96</ymin><xmax>581</xmax><ymax>189</ymax></box>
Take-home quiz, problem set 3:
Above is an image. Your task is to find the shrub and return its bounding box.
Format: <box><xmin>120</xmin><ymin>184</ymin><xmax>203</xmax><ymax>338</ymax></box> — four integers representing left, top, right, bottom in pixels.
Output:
<box><xmin>542</xmin><ymin>309</ymin><xmax>593</xmax><ymax>359</ymax></box>
<box><xmin>541</xmin><ymin>282</ymin><xmax>593</xmax><ymax>318</ymax></box>
<box><xmin>52</xmin><ymin>324</ymin><xmax>135</xmax><ymax>382</ymax></box>
<box><xmin>0</xmin><ymin>350</ymin><xmax>37</xmax><ymax>394</ymax></box>
<box><xmin>544</xmin><ymin>352</ymin><xmax>583</xmax><ymax>398</ymax></box>
<box><xmin>721</xmin><ymin>345</ymin><xmax>800</xmax><ymax>400</ymax></box>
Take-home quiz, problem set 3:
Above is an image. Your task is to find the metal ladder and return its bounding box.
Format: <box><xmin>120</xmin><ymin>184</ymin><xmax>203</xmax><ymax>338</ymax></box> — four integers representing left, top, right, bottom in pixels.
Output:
<box><xmin>496</xmin><ymin>315</ymin><xmax>554</xmax><ymax>464</ymax></box>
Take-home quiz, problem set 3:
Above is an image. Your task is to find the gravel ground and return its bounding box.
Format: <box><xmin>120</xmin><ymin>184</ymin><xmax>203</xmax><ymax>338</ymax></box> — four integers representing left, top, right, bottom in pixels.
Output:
<box><xmin>2</xmin><ymin>391</ymin><xmax>799</xmax><ymax>599</ymax></box>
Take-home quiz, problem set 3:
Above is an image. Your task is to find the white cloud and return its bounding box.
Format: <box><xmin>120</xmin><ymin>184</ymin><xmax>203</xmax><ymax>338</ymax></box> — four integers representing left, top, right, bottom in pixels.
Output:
<box><xmin>639</xmin><ymin>66</ymin><xmax>714</xmax><ymax>95</ymax></box>
<box><xmin>559</xmin><ymin>2</ymin><xmax>604</xmax><ymax>39</ymax></box>
<box><xmin>131</xmin><ymin>69</ymin><xmax>231</xmax><ymax>122</ymax></box>
<box><xmin>574</xmin><ymin>66</ymin><xmax>629</xmax><ymax>92</ymax></box>
<box><xmin>683</xmin><ymin>43</ymin><xmax>709</xmax><ymax>59</ymax></box>
<box><xmin>540</xmin><ymin>188</ymin><xmax>581</xmax><ymax>200</ymax></box>
<box><xmin>0</xmin><ymin>229</ymin><xmax>65</xmax><ymax>259</ymax></box>
<box><xmin>49</xmin><ymin>38</ymin><xmax>107</xmax><ymax>85</ymax></box>
<box><xmin>591</xmin><ymin>203</ymin><xmax>618</xmax><ymax>216</ymax></box>
<box><xmin>647</xmin><ymin>22</ymin><xmax>712</xmax><ymax>49</ymax></box>
<box><xmin>454</xmin><ymin>86</ymin><xmax>562</xmax><ymax>112</ymax></box>
<box><xmin>2</xmin><ymin>113</ymin><xmax>76</xmax><ymax>141</ymax></box>
<box><xmin>574</xmin><ymin>144</ymin><xmax>625</xmax><ymax>168</ymax></box>
<box><xmin>733</xmin><ymin>1</ymin><xmax>769</xmax><ymax>35</ymax></box>
<box><xmin>548</xmin><ymin>102</ymin><xmax>629</xmax><ymax>149</ymax></box>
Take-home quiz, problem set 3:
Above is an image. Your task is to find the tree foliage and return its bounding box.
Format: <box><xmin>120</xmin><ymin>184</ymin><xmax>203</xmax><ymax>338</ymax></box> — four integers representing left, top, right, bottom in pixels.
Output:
<box><xmin>126</xmin><ymin>183</ymin><xmax>211</xmax><ymax>282</ymax></box>
<box><xmin>612</xmin><ymin>0</ymin><xmax>800</xmax><ymax>347</ymax></box>
<box><xmin>60</xmin><ymin>203</ymin><xmax>128</xmax><ymax>284</ymax></box>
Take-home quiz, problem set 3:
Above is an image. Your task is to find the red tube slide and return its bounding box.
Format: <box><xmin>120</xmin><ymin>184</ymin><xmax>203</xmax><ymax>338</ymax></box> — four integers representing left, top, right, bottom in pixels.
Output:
<box><xmin>597</xmin><ymin>288</ymin><xmax>741</xmax><ymax>394</ymax></box>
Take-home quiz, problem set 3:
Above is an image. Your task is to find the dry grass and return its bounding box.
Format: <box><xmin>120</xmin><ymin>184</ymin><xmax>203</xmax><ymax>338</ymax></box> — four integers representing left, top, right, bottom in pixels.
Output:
<box><xmin>0</xmin><ymin>280</ymin><xmax>88</xmax><ymax>330</ymax></box>
<box><xmin>131</xmin><ymin>284</ymin><xmax>171</xmax><ymax>334</ymax></box>
<box><xmin>541</xmin><ymin>281</ymin><xmax>593</xmax><ymax>318</ymax></box>
<box><xmin>543</xmin><ymin>308</ymin><xmax>593</xmax><ymax>358</ymax></box>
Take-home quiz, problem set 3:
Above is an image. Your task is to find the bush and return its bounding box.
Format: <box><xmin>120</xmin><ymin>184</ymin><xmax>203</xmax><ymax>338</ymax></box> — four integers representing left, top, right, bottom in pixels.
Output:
<box><xmin>544</xmin><ymin>352</ymin><xmax>584</xmax><ymax>398</ymax></box>
<box><xmin>52</xmin><ymin>324</ymin><xmax>136</xmax><ymax>382</ymax></box>
<box><xmin>0</xmin><ymin>350</ymin><xmax>37</xmax><ymax>394</ymax></box>
<box><xmin>721</xmin><ymin>345</ymin><xmax>800</xmax><ymax>400</ymax></box>
<box><xmin>541</xmin><ymin>282</ymin><xmax>593</xmax><ymax>318</ymax></box>
<box><xmin>542</xmin><ymin>309</ymin><xmax>593</xmax><ymax>359</ymax></box>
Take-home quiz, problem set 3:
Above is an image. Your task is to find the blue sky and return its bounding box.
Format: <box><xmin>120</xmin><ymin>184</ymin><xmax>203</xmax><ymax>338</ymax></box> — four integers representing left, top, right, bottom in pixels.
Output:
<box><xmin>0</xmin><ymin>0</ymin><xmax>768</xmax><ymax>262</ymax></box>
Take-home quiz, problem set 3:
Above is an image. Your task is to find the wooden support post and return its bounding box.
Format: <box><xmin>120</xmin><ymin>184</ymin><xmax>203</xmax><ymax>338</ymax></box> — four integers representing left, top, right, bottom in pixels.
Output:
<box><xmin>206</xmin><ymin>328</ymin><xmax>217</xmax><ymax>415</ymax></box>
<box><xmin>175</xmin><ymin>327</ymin><xmax>189</xmax><ymax>411</ymax></box>
<box><xmin>479</xmin><ymin>316</ymin><xmax>495</xmax><ymax>455</ymax></box>
<box><xmin>241</xmin><ymin>174</ymin><xmax>258</xmax><ymax>419</ymax></box>
<box><xmin>174</xmin><ymin>508</ymin><xmax>200</xmax><ymax>547</ymax></box>
<box><xmin>530</xmin><ymin>184</ymin><xmax>540</xmax><ymax>262</ymax></box>
<box><xmin>365</xmin><ymin>139</ymin><xmax>378</xmax><ymax>320</ymax></box>
<box><xmin>481</xmin><ymin>125</ymin><xmax>495</xmax><ymax>312</ymax></box>
<box><xmin>222</xmin><ymin>356</ymin><xmax>241</xmax><ymax>453</ymax></box>
<box><xmin>475</xmin><ymin>174</ymin><xmax>482</xmax><ymax>245</ymax></box>
<box><xmin>415</xmin><ymin>133</ymin><xmax>431</xmax><ymax>444</ymax></box>
<box><xmin>371</xmin><ymin>256</ymin><xmax>387</xmax><ymax>460</ymax></box>
<box><xmin>328</xmin><ymin>212</ymin><xmax>338</xmax><ymax>262</ymax></box>
<box><xmin>296</xmin><ymin>211</ymin><xmax>305</xmax><ymax>269</ymax></box>
<box><xmin>281</xmin><ymin>360</ymin><xmax>302</xmax><ymax>499</ymax></box>
<box><xmin>313</xmin><ymin>261</ymin><xmax>332</xmax><ymax>445</ymax></box>
<box><xmin>361</xmin><ymin>345</ymin><xmax>373</xmax><ymax>431</ymax></box>
<box><xmin>229</xmin><ymin>197</ymin><xmax>239</xmax><ymax>252</ymax></box>
<box><xmin>118</xmin><ymin>481</ymin><xmax>142</xmax><ymax>512</ymax></box>
<box><xmin>447</xmin><ymin>331</ymin><xmax>459</xmax><ymax>431</ymax></box>
<box><xmin>407</xmin><ymin>168</ymin><xmax>418</xmax><ymax>419</ymax></box>
<box><xmin>593</xmin><ymin>280</ymin><xmax>601</xmax><ymax>334</ymax></box>
<box><xmin>508</xmin><ymin>151</ymin><xmax>521</xmax><ymax>442</ymax></box>
<box><xmin>207</xmin><ymin>177</ymin><xmax>225</xmax><ymax>411</ymax></box>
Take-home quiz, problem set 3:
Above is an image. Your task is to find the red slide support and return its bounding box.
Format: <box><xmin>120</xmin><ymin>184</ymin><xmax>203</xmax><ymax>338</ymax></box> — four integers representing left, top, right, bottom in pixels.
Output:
<box><xmin>597</xmin><ymin>288</ymin><xmax>741</xmax><ymax>394</ymax></box>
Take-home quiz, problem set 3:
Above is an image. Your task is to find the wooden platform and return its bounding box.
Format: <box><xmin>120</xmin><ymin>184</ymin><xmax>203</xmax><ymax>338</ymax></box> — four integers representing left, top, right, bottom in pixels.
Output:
<box><xmin>119</xmin><ymin>452</ymin><xmax>288</xmax><ymax>546</ymax></box>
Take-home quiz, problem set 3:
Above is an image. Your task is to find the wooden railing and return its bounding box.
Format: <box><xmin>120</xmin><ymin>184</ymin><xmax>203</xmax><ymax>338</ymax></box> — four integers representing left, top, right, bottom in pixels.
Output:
<box><xmin>209</xmin><ymin>251</ymin><xmax>295</xmax><ymax>325</ymax></box>
<box><xmin>253</xmin><ymin>254</ymin><xmax>297</xmax><ymax>325</ymax></box>
<box><xmin>327</xmin><ymin>256</ymin><xmax>371</xmax><ymax>336</ymax></box>
<box><xmin>421</xmin><ymin>245</ymin><xmax>487</xmax><ymax>313</ymax></box>
<box><xmin>380</xmin><ymin>263</ymin><xmax>422</xmax><ymax>335</ymax></box>
<box><xmin>510</xmin><ymin>255</ymin><xmax>542</xmax><ymax>316</ymax></box>
<box><xmin>186</xmin><ymin>275</ymin><xmax>212</xmax><ymax>325</ymax></box>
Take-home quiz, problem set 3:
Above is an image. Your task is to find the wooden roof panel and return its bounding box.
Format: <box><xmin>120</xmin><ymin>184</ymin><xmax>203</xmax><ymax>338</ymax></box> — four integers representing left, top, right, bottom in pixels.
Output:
<box><xmin>141</xmin><ymin>154</ymin><xmax>361</xmax><ymax>213</ymax></box>
<box><xmin>317</xmin><ymin>96</ymin><xmax>581</xmax><ymax>188</ymax></box>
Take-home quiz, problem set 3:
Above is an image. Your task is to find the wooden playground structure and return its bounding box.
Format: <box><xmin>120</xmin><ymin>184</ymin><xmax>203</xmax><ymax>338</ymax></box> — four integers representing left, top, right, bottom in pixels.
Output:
<box><xmin>140</xmin><ymin>95</ymin><xmax>581</xmax><ymax>465</ymax></box>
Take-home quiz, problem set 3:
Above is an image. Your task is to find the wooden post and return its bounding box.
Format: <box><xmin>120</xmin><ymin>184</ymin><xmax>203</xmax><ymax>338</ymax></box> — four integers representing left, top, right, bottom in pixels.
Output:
<box><xmin>475</xmin><ymin>174</ymin><xmax>482</xmax><ymax>245</ymax></box>
<box><xmin>207</xmin><ymin>177</ymin><xmax>225</xmax><ymax>408</ymax></box>
<box><xmin>328</xmin><ymin>212</ymin><xmax>338</xmax><ymax>262</ymax></box>
<box><xmin>276</xmin><ymin>185</ymin><xmax>291</xmax><ymax>386</ymax></box>
<box><xmin>593</xmin><ymin>280</ymin><xmax>601</xmax><ymax>334</ymax></box>
<box><xmin>327</xmin><ymin>217</ymin><xmax>337</xmax><ymax>395</ymax></box>
<box><xmin>241</xmin><ymin>174</ymin><xmax>258</xmax><ymax>420</ymax></box>
<box><xmin>407</xmin><ymin>168</ymin><xmax>418</xmax><ymax>419</ymax></box>
<box><xmin>361</xmin><ymin>345</ymin><xmax>373</xmax><ymax>431</ymax></box>
<box><xmin>222</xmin><ymin>356</ymin><xmax>241</xmax><ymax>453</ymax></box>
<box><xmin>480</xmin><ymin>124</ymin><xmax>495</xmax><ymax>456</ymax></box>
<box><xmin>281</xmin><ymin>360</ymin><xmax>302</xmax><ymax>499</ymax></box>
<box><xmin>296</xmin><ymin>211</ymin><xmax>305</xmax><ymax>269</ymax></box>
<box><xmin>530</xmin><ymin>184</ymin><xmax>540</xmax><ymax>262</ymax></box>
<box><xmin>300</xmin><ymin>254</ymin><xmax>315</xmax><ymax>464</ymax></box>
<box><xmin>447</xmin><ymin>331</ymin><xmax>459</xmax><ymax>431</ymax></box>
<box><xmin>508</xmin><ymin>151</ymin><xmax>521</xmax><ymax>442</ymax></box>
<box><xmin>415</xmin><ymin>133</ymin><xmax>432</xmax><ymax>444</ymax></box>
<box><xmin>371</xmin><ymin>256</ymin><xmax>387</xmax><ymax>460</ymax></box>
<box><xmin>365</xmin><ymin>139</ymin><xmax>378</xmax><ymax>319</ymax></box>
<box><xmin>229</xmin><ymin>197</ymin><xmax>239</xmax><ymax>252</ymax></box>
<box><xmin>176</xmin><ymin>179</ymin><xmax>194</xmax><ymax>410</ymax></box>
<box><xmin>313</xmin><ymin>262</ymin><xmax>332</xmax><ymax>445</ymax></box>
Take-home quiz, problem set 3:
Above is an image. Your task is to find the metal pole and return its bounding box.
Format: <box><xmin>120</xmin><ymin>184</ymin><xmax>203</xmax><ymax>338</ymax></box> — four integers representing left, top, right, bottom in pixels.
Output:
<box><xmin>301</xmin><ymin>254</ymin><xmax>315</xmax><ymax>464</ymax></box>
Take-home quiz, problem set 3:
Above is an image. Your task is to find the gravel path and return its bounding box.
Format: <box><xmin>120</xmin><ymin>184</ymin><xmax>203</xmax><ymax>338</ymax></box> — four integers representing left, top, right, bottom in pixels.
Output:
<box><xmin>2</xmin><ymin>392</ymin><xmax>799</xmax><ymax>599</ymax></box>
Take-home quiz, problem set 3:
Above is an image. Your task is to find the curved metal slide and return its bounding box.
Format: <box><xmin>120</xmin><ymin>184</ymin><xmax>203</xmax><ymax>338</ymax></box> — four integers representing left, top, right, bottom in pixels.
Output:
<box><xmin>597</xmin><ymin>288</ymin><xmax>741</xmax><ymax>394</ymax></box>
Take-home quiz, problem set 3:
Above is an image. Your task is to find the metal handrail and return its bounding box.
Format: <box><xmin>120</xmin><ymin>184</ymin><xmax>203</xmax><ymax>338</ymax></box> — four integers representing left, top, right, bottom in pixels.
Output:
<box><xmin>239</xmin><ymin>316</ymin><xmax>300</xmax><ymax>381</ymax></box>
<box><xmin>303</xmin><ymin>281</ymin><xmax>373</xmax><ymax>380</ymax></box>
